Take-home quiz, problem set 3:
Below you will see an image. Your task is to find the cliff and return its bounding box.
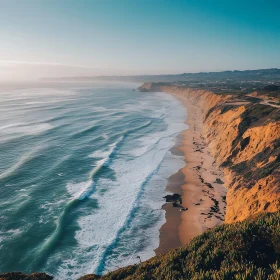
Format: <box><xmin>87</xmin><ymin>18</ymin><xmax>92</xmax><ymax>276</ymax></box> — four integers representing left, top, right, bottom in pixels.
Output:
<box><xmin>3</xmin><ymin>83</ymin><xmax>280</xmax><ymax>279</ymax></box>
<box><xmin>139</xmin><ymin>83</ymin><xmax>280</xmax><ymax>223</ymax></box>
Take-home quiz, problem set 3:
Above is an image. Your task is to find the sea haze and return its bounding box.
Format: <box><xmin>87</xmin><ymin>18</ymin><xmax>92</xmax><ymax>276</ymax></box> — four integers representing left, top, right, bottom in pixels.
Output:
<box><xmin>0</xmin><ymin>82</ymin><xmax>187</xmax><ymax>279</ymax></box>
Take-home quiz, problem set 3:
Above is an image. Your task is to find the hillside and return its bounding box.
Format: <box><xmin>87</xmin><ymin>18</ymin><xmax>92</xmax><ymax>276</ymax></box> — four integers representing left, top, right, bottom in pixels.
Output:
<box><xmin>43</xmin><ymin>68</ymin><xmax>280</xmax><ymax>85</ymax></box>
<box><xmin>139</xmin><ymin>83</ymin><xmax>280</xmax><ymax>223</ymax></box>
<box><xmin>78</xmin><ymin>211</ymin><xmax>280</xmax><ymax>280</ymax></box>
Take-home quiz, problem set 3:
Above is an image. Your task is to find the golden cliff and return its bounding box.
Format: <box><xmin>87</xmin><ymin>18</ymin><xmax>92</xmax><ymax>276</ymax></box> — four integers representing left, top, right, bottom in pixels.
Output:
<box><xmin>139</xmin><ymin>83</ymin><xmax>280</xmax><ymax>223</ymax></box>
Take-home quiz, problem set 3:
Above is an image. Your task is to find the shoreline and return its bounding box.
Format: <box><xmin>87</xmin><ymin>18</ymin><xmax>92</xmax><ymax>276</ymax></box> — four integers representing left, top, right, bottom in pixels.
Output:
<box><xmin>156</xmin><ymin>92</ymin><xmax>227</xmax><ymax>254</ymax></box>
<box><xmin>155</xmin><ymin>135</ymin><xmax>185</xmax><ymax>255</ymax></box>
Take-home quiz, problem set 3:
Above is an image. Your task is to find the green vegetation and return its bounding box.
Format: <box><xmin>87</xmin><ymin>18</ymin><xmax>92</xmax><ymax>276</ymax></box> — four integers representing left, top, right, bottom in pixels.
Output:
<box><xmin>232</xmin><ymin>137</ymin><xmax>280</xmax><ymax>185</ymax></box>
<box><xmin>80</xmin><ymin>211</ymin><xmax>280</xmax><ymax>280</ymax></box>
<box><xmin>0</xmin><ymin>272</ymin><xmax>53</xmax><ymax>280</ymax></box>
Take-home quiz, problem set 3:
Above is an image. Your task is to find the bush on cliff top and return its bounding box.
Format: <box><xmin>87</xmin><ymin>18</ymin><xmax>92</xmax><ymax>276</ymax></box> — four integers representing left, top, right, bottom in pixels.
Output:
<box><xmin>80</xmin><ymin>211</ymin><xmax>280</xmax><ymax>280</ymax></box>
<box><xmin>0</xmin><ymin>272</ymin><xmax>53</xmax><ymax>280</ymax></box>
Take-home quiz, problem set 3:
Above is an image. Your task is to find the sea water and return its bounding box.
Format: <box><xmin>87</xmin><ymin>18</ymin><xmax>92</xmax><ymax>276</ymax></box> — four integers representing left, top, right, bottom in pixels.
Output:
<box><xmin>0</xmin><ymin>82</ymin><xmax>187</xmax><ymax>279</ymax></box>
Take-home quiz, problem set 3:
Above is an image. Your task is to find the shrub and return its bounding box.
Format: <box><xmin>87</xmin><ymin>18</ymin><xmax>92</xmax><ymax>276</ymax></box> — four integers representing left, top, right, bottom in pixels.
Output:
<box><xmin>81</xmin><ymin>211</ymin><xmax>280</xmax><ymax>280</ymax></box>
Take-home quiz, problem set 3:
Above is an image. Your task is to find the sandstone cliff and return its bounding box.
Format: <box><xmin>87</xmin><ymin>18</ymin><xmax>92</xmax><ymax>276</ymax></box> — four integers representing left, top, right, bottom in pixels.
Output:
<box><xmin>139</xmin><ymin>83</ymin><xmax>280</xmax><ymax>223</ymax></box>
<box><xmin>4</xmin><ymin>83</ymin><xmax>280</xmax><ymax>280</ymax></box>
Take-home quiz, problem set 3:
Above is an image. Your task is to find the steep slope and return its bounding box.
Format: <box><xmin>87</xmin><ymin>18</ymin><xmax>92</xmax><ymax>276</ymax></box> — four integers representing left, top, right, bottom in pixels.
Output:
<box><xmin>139</xmin><ymin>83</ymin><xmax>280</xmax><ymax>223</ymax></box>
<box><xmin>79</xmin><ymin>211</ymin><xmax>280</xmax><ymax>279</ymax></box>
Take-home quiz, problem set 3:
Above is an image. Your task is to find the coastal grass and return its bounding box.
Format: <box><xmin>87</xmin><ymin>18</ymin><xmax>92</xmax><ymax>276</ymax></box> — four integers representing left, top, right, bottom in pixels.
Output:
<box><xmin>80</xmin><ymin>211</ymin><xmax>280</xmax><ymax>280</ymax></box>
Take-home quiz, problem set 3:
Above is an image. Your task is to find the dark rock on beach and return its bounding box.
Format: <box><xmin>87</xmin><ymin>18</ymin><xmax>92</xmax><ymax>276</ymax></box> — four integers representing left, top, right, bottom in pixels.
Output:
<box><xmin>214</xmin><ymin>178</ymin><xmax>224</xmax><ymax>184</ymax></box>
<box><xmin>163</xmin><ymin>193</ymin><xmax>182</xmax><ymax>204</ymax></box>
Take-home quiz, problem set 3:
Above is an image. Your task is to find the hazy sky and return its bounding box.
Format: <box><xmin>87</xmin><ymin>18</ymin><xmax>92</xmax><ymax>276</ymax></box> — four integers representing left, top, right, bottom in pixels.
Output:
<box><xmin>1</xmin><ymin>0</ymin><xmax>280</xmax><ymax>80</ymax></box>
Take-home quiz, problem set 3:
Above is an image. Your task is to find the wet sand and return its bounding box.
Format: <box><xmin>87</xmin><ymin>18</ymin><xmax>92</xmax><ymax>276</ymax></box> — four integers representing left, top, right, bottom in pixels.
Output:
<box><xmin>156</xmin><ymin>92</ymin><xmax>227</xmax><ymax>254</ymax></box>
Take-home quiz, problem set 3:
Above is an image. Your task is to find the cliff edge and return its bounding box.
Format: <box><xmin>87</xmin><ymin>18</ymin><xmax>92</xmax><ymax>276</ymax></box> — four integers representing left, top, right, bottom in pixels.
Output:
<box><xmin>3</xmin><ymin>82</ymin><xmax>280</xmax><ymax>280</ymax></box>
<box><xmin>139</xmin><ymin>83</ymin><xmax>280</xmax><ymax>223</ymax></box>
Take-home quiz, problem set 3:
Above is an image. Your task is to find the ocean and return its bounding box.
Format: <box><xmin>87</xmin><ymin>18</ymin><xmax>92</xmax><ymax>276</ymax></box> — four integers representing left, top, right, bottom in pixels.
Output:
<box><xmin>0</xmin><ymin>82</ymin><xmax>187</xmax><ymax>279</ymax></box>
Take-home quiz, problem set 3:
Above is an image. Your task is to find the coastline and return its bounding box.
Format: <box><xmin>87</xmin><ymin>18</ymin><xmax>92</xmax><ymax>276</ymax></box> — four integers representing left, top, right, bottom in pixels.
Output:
<box><xmin>156</xmin><ymin>92</ymin><xmax>227</xmax><ymax>254</ymax></box>
<box><xmin>155</xmin><ymin>136</ymin><xmax>185</xmax><ymax>255</ymax></box>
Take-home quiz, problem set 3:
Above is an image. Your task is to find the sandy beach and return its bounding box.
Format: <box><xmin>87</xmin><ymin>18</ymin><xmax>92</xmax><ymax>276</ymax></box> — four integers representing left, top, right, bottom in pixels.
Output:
<box><xmin>156</xmin><ymin>92</ymin><xmax>227</xmax><ymax>254</ymax></box>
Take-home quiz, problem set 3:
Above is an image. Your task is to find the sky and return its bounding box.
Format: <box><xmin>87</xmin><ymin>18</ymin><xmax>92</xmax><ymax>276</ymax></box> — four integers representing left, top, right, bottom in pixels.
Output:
<box><xmin>0</xmin><ymin>0</ymin><xmax>280</xmax><ymax>80</ymax></box>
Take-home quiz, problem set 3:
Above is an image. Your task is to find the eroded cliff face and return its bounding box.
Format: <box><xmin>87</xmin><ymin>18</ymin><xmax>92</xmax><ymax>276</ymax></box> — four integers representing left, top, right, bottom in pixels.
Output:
<box><xmin>139</xmin><ymin>83</ymin><xmax>280</xmax><ymax>223</ymax></box>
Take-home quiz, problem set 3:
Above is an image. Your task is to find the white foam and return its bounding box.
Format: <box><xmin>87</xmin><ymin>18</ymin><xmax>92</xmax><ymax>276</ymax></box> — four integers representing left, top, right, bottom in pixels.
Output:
<box><xmin>50</xmin><ymin>91</ymin><xmax>188</xmax><ymax>279</ymax></box>
<box><xmin>1</xmin><ymin>87</ymin><xmax>188</xmax><ymax>279</ymax></box>
<box><xmin>66</xmin><ymin>124</ymin><xmax>183</xmax><ymax>276</ymax></box>
<box><xmin>0</xmin><ymin>228</ymin><xmax>23</xmax><ymax>242</ymax></box>
<box><xmin>88</xmin><ymin>150</ymin><xmax>107</xmax><ymax>159</ymax></box>
<box><xmin>72</xmin><ymin>151</ymin><xmax>168</xmax><ymax>273</ymax></box>
<box><xmin>102</xmin><ymin>133</ymin><xmax>109</xmax><ymax>140</ymax></box>
<box><xmin>66</xmin><ymin>181</ymin><xmax>87</xmax><ymax>198</ymax></box>
<box><xmin>68</xmin><ymin>137</ymin><xmax>123</xmax><ymax>201</ymax></box>
<box><xmin>24</xmin><ymin>99</ymin><xmax>77</xmax><ymax>105</ymax></box>
<box><xmin>0</xmin><ymin>147</ymin><xmax>42</xmax><ymax>180</ymax></box>
<box><xmin>0</xmin><ymin>122</ymin><xmax>53</xmax><ymax>136</ymax></box>
<box><xmin>76</xmin><ymin>180</ymin><xmax>95</xmax><ymax>200</ymax></box>
<box><xmin>0</xmin><ymin>123</ymin><xmax>26</xmax><ymax>130</ymax></box>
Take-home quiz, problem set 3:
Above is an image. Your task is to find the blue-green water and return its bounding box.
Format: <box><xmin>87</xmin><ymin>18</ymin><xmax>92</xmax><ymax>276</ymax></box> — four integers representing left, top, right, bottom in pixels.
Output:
<box><xmin>0</xmin><ymin>82</ymin><xmax>186</xmax><ymax>279</ymax></box>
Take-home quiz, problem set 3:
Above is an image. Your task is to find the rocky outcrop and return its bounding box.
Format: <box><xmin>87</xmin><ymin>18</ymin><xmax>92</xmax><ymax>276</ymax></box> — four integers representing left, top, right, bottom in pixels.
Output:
<box><xmin>139</xmin><ymin>83</ymin><xmax>280</xmax><ymax>223</ymax></box>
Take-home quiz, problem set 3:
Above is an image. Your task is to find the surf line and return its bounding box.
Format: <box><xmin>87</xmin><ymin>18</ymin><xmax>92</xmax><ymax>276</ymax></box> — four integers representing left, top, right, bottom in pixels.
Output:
<box><xmin>31</xmin><ymin>120</ymin><xmax>153</xmax><ymax>270</ymax></box>
<box><xmin>94</xmin><ymin>144</ymin><xmax>168</xmax><ymax>275</ymax></box>
<box><xmin>30</xmin><ymin>136</ymin><xmax>122</xmax><ymax>271</ymax></box>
